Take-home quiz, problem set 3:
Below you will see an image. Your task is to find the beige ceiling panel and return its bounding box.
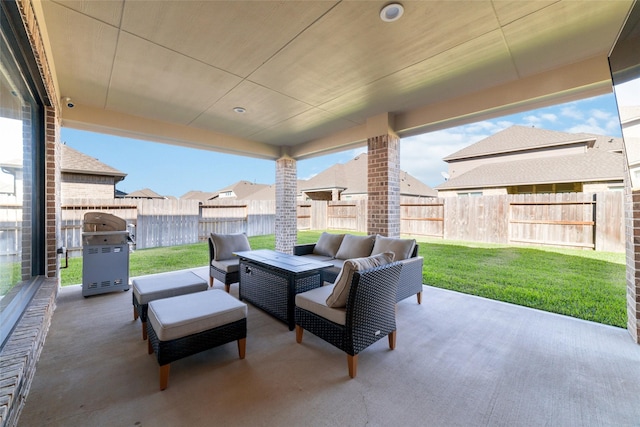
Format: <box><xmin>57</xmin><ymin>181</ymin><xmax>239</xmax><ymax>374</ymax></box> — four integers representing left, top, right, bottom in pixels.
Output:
<box><xmin>249</xmin><ymin>1</ymin><xmax>499</xmax><ymax>106</ymax></box>
<box><xmin>503</xmin><ymin>0</ymin><xmax>633</xmax><ymax>77</ymax></box>
<box><xmin>107</xmin><ymin>32</ymin><xmax>242</xmax><ymax>125</ymax></box>
<box><xmin>50</xmin><ymin>0</ymin><xmax>124</xmax><ymax>27</ymax></box>
<box><xmin>320</xmin><ymin>30</ymin><xmax>518</xmax><ymax>126</ymax></box>
<box><xmin>491</xmin><ymin>1</ymin><xmax>556</xmax><ymax>26</ymax></box>
<box><xmin>120</xmin><ymin>1</ymin><xmax>338</xmax><ymax>77</ymax></box>
<box><xmin>192</xmin><ymin>81</ymin><xmax>312</xmax><ymax>139</ymax></box>
<box><xmin>41</xmin><ymin>1</ymin><xmax>119</xmax><ymax>108</ymax></box>
<box><xmin>250</xmin><ymin>108</ymin><xmax>360</xmax><ymax>147</ymax></box>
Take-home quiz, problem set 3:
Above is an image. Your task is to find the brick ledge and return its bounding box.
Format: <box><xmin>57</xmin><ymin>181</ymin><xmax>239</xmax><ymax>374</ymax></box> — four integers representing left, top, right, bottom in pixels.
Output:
<box><xmin>0</xmin><ymin>278</ymin><xmax>58</xmax><ymax>427</ymax></box>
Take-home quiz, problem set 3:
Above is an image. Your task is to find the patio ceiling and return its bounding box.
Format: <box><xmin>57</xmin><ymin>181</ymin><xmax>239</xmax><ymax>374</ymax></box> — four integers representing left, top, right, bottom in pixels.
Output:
<box><xmin>35</xmin><ymin>0</ymin><xmax>633</xmax><ymax>160</ymax></box>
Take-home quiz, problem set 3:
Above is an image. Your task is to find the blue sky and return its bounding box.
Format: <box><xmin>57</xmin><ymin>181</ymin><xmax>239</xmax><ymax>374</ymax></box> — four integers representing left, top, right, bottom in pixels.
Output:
<box><xmin>62</xmin><ymin>93</ymin><xmax>622</xmax><ymax>198</ymax></box>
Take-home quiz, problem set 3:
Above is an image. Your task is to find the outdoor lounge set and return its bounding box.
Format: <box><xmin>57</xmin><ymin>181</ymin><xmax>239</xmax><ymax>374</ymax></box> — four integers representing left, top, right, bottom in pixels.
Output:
<box><xmin>132</xmin><ymin>232</ymin><xmax>424</xmax><ymax>388</ymax></box>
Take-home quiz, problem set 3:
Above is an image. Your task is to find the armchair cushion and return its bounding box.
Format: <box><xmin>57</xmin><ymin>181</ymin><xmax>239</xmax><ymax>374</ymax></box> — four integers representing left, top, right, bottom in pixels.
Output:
<box><xmin>210</xmin><ymin>233</ymin><xmax>250</xmax><ymax>261</ymax></box>
<box><xmin>335</xmin><ymin>234</ymin><xmax>376</xmax><ymax>260</ymax></box>
<box><xmin>326</xmin><ymin>251</ymin><xmax>395</xmax><ymax>308</ymax></box>
<box><xmin>295</xmin><ymin>285</ymin><xmax>346</xmax><ymax>325</ymax></box>
<box><xmin>313</xmin><ymin>232</ymin><xmax>345</xmax><ymax>257</ymax></box>
<box><xmin>371</xmin><ymin>235</ymin><xmax>416</xmax><ymax>261</ymax></box>
<box><xmin>210</xmin><ymin>258</ymin><xmax>241</xmax><ymax>274</ymax></box>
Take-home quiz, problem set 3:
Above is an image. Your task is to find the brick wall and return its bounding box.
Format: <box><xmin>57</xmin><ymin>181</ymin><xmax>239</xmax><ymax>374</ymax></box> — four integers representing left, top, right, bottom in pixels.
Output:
<box><xmin>625</xmin><ymin>190</ymin><xmax>640</xmax><ymax>344</ymax></box>
<box><xmin>61</xmin><ymin>180</ymin><xmax>115</xmax><ymax>200</ymax></box>
<box><xmin>367</xmin><ymin>134</ymin><xmax>400</xmax><ymax>237</ymax></box>
<box><xmin>275</xmin><ymin>157</ymin><xmax>297</xmax><ymax>254</ymax></box>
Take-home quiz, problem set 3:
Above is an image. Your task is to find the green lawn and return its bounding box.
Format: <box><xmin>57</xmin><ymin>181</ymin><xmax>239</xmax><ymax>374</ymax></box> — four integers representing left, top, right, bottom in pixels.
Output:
<box><xmin>61</xmin><ymin>231</ymin><xmax>627</xmax><ymax>328</ymax></box>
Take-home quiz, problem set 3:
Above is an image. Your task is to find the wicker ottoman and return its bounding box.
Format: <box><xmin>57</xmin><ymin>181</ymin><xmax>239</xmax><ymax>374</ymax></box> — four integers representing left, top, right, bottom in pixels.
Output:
<box><xmin>132</xmin><ymin>271</ymin><xmax>208</xmax><ymax>340</ymax></box>
<box><xmin>147</xmin><ymin>289</ymin><xmax>248</xmax><ymax>390</ymax></box>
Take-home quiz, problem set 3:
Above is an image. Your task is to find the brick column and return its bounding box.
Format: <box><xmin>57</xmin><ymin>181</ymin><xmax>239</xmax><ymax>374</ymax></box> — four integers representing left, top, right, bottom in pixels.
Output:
<box><xmin>45</xmin><ymin>107</ymin><xmax>61</xmax><ymax>277</ymax></box>
<box><xmin>275</xmin><ymin>156</ymin><xmax>297</xmax><ymax>254</ymax></box>
<box><xmin>622</xmin><ymin>135</ymin><xmax>640</xmax><ymax>344</ymax></box>
<box><xmin>625</xmin><ymin>193</ymin><xmax>640</xmax><ymax>344</ymax></box>
<box><xmin>367</xmin><ymin>134</ymin><xmax>400</xmax><ymax>238</ymax></box>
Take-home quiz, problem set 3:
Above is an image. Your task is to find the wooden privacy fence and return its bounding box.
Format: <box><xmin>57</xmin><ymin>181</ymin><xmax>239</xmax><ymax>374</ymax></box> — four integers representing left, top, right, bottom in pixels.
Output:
<box><xmin>61</xmin><ymin>199</ymin><xmax>276</xmax><ymax>256</ymax></box>
<box><xmin>60</xmin><ymin>191</ymin><xmax>625</xmax><ymax>256</ymax></box>
<box><xmin>399</xmin><ymin>192</ymin><xmax>624</xmax><ymax>252</ymax></box>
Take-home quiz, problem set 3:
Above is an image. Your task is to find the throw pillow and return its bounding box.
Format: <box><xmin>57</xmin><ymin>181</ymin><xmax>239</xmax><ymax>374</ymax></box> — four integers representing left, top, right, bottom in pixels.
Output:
<box><xmin>371</xmin><ymin>235</ymin><xmax>416</xmax><ymax>260</ymax></box>
<box><xmin>211</xmin><ymin>233</ymin><xmax>251</xmax><ymax>261</ymax></box>
<box><xmin>325</xmin><ymin>252</ymin><xmax>395</xmax><ymax>308</ymax></box>
<box><xmin>313</xmin><ymin>232</ymin><xmax>345</xmax><ymax>257</ymax></box>
<box><xmin>335</xmin><ymin>234</ymin><xmax>376</xmax><ymax>260</ymax></box>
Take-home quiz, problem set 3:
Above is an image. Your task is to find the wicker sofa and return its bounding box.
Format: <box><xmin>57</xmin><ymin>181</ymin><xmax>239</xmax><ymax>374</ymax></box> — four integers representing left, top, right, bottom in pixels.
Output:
<box><xmin>293</xmin><ymin>232</ymin><xmax>424</xmax><ymax>304</ymax></box>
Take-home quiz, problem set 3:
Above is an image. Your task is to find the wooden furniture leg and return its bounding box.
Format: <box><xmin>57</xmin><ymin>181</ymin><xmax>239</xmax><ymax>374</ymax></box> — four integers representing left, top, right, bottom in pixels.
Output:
<box><xmin>388</xmin><ymin>330</ymin><xmax>396</xmax><ymax>350</ymax></box>
<box><xmin>417</xmin><ymin>292</ymin><xmax>422</xmax><ymax>304</ymax></box>
<box><xmin>133</xmin><ymin>307</ymin><xmax>138</xmax><ymax>320</ymax></box>
<box><xmin>160</xmin><ymin>365</ymin><xmax>170</xmax><ymax>391</ymax></box>
<box><xmin>295</xmin><ymin>325</ymin><xmax>304</xmax><ymax>343</ymax></box>
<box><xmin>348</xmin><ymin>354</ymin><xmax>358</xmax><ymax>379</ymax></box>
<box><xmin>237</xmin><ymin>338</ymin><xmax>246</xmax><ymax>359</ymax></box>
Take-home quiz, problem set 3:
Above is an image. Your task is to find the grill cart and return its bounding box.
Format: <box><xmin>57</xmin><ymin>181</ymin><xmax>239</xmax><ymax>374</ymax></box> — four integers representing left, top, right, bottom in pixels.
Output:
<box><xmin>82</xmin><ymin>212</ymin><xmax>130</xmax><ymax>297</ymax></box>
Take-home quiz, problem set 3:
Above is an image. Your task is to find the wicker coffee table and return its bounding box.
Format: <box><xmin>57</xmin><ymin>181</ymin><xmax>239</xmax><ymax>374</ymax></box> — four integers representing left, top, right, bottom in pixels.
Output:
<box><xmin>235</xmin><ymin>249</ymin><xmax>332</xmax><ymax>330</ymax></box>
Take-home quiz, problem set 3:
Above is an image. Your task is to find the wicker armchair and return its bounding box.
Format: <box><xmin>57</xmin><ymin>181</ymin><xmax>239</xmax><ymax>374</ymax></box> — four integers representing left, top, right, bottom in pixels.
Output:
<box><xmin>294</xmin><ymin>261</ymin><xmax>402</xmax><ymax>378</ymax></box>
<box><xmin>208</xmin><ymin>233</ymin><xmax>251</xmax><ymax>292</ymax></box>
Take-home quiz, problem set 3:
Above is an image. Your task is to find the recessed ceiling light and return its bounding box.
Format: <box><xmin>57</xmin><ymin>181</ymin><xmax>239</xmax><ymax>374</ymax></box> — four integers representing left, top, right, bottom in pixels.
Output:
<box><xmin>380</xmin><ymin>3</ymin><xmax>404</xmax><ymax>22</ymax></box>
<box><xmin>233</xmin><ymin>107</ymin><xmax>246</xmax><ymax>114</ymax></box>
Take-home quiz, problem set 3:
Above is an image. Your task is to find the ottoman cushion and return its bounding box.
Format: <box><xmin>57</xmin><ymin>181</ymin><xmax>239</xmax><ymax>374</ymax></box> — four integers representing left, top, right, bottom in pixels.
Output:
<box><xmin>148</xmin><ymin>290</ymin><xmax>247</xmax><ymax>341</ymax></box>
<box><xmin>133</xmin><ymin>271</ymin><xmax>208</xmax><ymax>305</ymax></box>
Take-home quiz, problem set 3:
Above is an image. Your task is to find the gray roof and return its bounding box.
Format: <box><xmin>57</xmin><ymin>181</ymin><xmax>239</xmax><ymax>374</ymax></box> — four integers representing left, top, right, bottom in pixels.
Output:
<box><xmin>61</xmin><ymin>144</ymin><xmax>126</xmax><ymax>179</ymax></box>
<box><xmin>180</xmin><ymin>190</ymin><xmax>217</xmax><ymax>201</ymax></box>
<box><xmin>124</xmin><ymin>188</ymin><xmax>165</xmax><ymax>199</ymax></box>
<box><xmin>301</xmin><ymin>153</ymin><xmax>436</xmax><ymax>197</ymax></box>
<box><xmin>436</xmin><ymin>150</ymin><xmax>623</xmax><ymax>190</ymax></box>
<box><xmin>216</xmin><ymin>180</ymin><xmax>271</xmax><ymax>200</ymax></box>
<box><xmin>443</xmin><ymin>125</ymin><xmax>601</xmax><ymax>161</ymax></box>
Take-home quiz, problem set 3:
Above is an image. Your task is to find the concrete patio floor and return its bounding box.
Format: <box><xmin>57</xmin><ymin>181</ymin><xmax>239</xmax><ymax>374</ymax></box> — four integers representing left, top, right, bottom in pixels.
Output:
<box><xmin>18</xmin><ymin>267</ymin><xmax>640</xmax><ymax>426</ymax></box>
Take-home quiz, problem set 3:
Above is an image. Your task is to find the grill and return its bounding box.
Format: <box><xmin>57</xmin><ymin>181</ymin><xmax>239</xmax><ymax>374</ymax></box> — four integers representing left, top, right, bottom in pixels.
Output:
<box><xmin>82</xmin><ymin>212</ymin><xmax>130</xmax><ymax>297</ymax></box>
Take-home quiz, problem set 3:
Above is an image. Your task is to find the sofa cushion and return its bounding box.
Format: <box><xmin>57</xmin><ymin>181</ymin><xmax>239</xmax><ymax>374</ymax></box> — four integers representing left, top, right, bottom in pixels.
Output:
<box><xmin>325</xmin><ymin>252</ymin><xmax>395</xmax><ymax>308</ymax></box>
<box><xmin>313</xmin><ymin>232</ymin><xmax>345</xmax><ymax>257</ymax></box>
<box><xmin>371</xmin><ymin>235</ymin><xmax>416</xmax><ymax>260</ymax></box>
<box><xmin>210</xmin><ymin>233</ymin><xmax>251</xmax><ymax>261</ymax></box>
<box><xmin>300</xmin><ymin>253</ymin><xmax>334</xmax><ymax>264</ymax></box>
<box><xmin>335</xmin><ymin>234</ymin><xmax>376</xmax><ymax>260</ymax></box>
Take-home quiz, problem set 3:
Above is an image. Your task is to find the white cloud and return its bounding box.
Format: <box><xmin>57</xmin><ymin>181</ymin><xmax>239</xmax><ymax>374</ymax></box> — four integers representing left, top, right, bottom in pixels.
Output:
<box><xmin>541</xmin><ymin>113</ymin><xmax>558</xmax><ymax>122</ymax></box>
<box><xmin>561</xmin><ymin>106</ymin><xmax>584</xmax><ymax>120</ymax></box>
<box><xmin>591</xmin><ymin>109</ymin><xmax>612</xmax><ymax>120</ymax></box>
<box><xmin>400</xmin><ymin>126</ymin><xmax>493</xmax><ymax>187</ymax></box>
<box><xmin>523</xmin><ymin>115</ymin><xmax>542</xmax><ymax>125</ymax></box>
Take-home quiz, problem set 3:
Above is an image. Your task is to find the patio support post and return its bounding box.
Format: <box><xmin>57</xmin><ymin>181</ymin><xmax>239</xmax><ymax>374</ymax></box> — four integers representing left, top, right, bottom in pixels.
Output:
<box><xmin>367</xmin><ymin>113</ymin><xmax>400</xmax><ymax>238</ymax></box>
<box><xmin>275</xmin><ymin>155</ymin><xmax>297</xmax><ymax>254</ymax></box>
<box><xmin>625</xmin><ymin>189</ymin><xmax>640</xmax><ymax>344</ymax></box>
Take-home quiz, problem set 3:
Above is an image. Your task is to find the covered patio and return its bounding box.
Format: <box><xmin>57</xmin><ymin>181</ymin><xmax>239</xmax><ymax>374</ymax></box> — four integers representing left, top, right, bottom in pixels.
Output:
<box><xmin>18</xmin><ymin>270</ymin><xmax>640</xmax><ymax>426</ymax></box>
<box><xmin>2</xmin><ymin>1</ymin><xmax>640</xmax><ymax>426</ymax></box>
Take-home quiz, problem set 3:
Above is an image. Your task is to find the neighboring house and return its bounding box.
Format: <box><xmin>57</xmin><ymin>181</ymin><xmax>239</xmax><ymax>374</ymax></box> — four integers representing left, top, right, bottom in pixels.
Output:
<box><xmin>61</xmin><ymin>144</ymin><xmax>126</xmax><ymax>200</ymax></box>
<box><xmin>123</xmin><ymin>188</ymin><xmax>166</xmax><ymax>199</ymax></box>
<box><xmin>436</xmin><ymin>125</ymin><xmax>624</xmax><ymax>197</ymax></box>
<box><xmin>299</xmin><ymin>153</ymin><xmax>437</xmax><ymax>201</ymax></box>
<box><xmin>180</xmin><ymin>190</ymin><xmax>217</xmax><ymax>202</ymax></box>
<box><xmin>0</xmin><ymin>157</ymin><xmax>22</xmax><ymax>205</ymax></box>
<box><xmin>180</xmin><ymin>181</ymin><xmax>270</xmax><ymax>202</ymax></box>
